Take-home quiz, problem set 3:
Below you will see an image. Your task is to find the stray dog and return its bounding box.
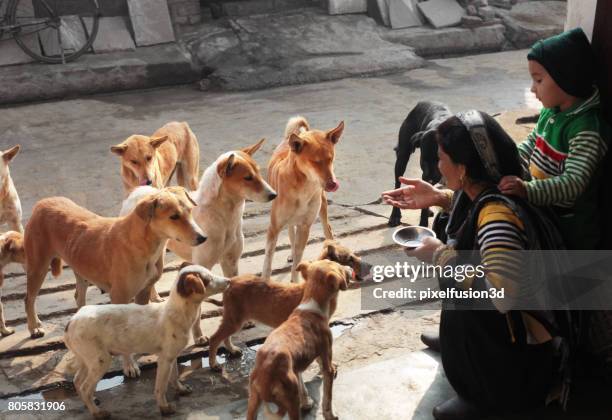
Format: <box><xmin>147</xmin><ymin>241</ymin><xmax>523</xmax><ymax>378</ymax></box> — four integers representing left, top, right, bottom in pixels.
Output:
<box><xmin>207</xmin><ymin>240</ymin><xmax>371</xmax><ymax>371</ymax></box>
<box><xmin>263</xmin><ymin>116</ymin><xmax>344</xmax><ymax>282</ymax></box>
<box><xmin>64</xmin><ymin>265</ymin><xmax>229</xmax><ymax>418</ymax></box>
<box><xmin>111</xmin><ymin>121</ymin><xmax>200</xmax><ymax>196</ymax></box>
<box><xmin>0</xmin><ymin>145</ymin><xmax>24</xmax><ymax>233</ymax></box>
<box><xmin>24</xmin><ymin>186</ymin><xmax>205</xmax><ymax>351</ymax></box>
<box><xmin>247</xmin><ymin>259</ymin><xmax>351</xmax><ymax>420</ymax></box>
<box><xmin>123</xmin><ymin>140</ymin><xmax>277</xmax><ymax>344</ymax></box>
<box><xmin>389</xmin><ymin>101</ymin><xmax>451</xmax><ymax>227</ymax></box>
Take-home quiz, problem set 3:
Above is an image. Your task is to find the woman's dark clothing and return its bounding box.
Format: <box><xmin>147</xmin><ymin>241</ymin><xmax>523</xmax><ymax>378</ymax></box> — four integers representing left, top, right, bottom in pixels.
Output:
<box><xmin>438</xmin><ymin>188</ymin><xmax>558</xmax><ymax>412</ymax></box>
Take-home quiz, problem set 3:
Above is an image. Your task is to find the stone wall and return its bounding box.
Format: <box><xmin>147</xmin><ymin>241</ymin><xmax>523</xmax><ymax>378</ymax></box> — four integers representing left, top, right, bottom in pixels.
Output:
<box><xmin>167</xmin><ymin>0</ymin><xmax>203</xmax><ymax>25</ymax></box>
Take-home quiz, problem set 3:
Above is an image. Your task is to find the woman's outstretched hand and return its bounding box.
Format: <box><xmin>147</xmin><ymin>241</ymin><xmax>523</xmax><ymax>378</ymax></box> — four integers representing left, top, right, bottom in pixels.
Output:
<box><xmin>382</xmin><ymin>177</ymin><xmax>445</xmax><ymax>210</ymax></box>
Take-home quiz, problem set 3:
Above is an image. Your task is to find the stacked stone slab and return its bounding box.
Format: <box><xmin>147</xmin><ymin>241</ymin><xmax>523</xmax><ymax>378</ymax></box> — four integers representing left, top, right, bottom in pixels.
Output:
<box><xmin>327</xmin><ymin>0</ymin><xmax>368</xmax><ymax>15</ymax></box>
<box><xmin>167</xmin><ymin>0</ymin><xmax>202</xmax><ymax>25</ymax></box>
<box><xmin>417</xmin><ymin>0</ymin><xmax>465</xmax><ymax>29</ymax></box>
<box><xmin>127</xmin><ymin>0</ymin><xmax>176</xmax><ymax>46</ymax></box>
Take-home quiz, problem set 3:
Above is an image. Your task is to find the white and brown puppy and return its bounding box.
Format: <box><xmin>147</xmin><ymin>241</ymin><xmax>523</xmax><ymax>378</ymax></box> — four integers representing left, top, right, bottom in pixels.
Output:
<box><xmin>208</xmin><ymin>240</ymin><xmax>370</xmax><ymax>371</ymax></box>
<box><xmin>24</xmin><ymin>187</ymin><xmax>206</xmax><ymax>343</ymax></box>
<box><xmin>247</xmin><ymin>259</ymin><xmax>351</xmax><ymax>420</ymax></box>
<box><xmin>0</xmin><ymin>145</ymin><xmax>23</xmax><ymax>233</ymax></box>
<box><xmin>111</xmin><ymin>122</ymin><xmax>200</xmax><ymax>196</ymax></box>
<box><xmin>64</xmin><ymin>265</ymin><xmax>229</xmax><ymax>418</ymax></box>
<box><xmin>263</xmin><ymin>117</ymin><xmax>344</xmax><ymax>282</ymax></box>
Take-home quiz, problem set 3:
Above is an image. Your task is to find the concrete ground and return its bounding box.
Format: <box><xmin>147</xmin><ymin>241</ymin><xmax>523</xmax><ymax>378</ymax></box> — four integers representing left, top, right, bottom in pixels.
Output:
<box><xmin>1</xmin><ymin>50</ymin><xmax>610</xmax><ymax>419</ymax></box>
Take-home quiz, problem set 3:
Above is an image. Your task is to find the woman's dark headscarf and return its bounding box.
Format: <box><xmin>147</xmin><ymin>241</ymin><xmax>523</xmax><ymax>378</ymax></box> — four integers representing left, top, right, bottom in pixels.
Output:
<box><xmin>436</xmin><ymin>111</ymin><xmax>525</xmax><ymax>184</ymax></box>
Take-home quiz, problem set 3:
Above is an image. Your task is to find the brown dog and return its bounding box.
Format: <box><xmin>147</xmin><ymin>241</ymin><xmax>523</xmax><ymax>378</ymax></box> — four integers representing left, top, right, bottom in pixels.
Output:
<box><xmin>24</xmin><ymin>187</ymin><xmax>206</xmax><ymax>343</ymax></box>
<box><xmin>262</xmin><ymin>116</ymin><xmax>344</xmax><ymax>282</ymax></box>
<box><xmin>247</xmin><ymin>259</ymin><xmax>350</xmax><ymax>420</ymax></box>
<box><xmin>208</xmin><ymin>240</ymin><xmax>371</xmax><ymax>371</ymax></box>
<box><xmin>111</xmin><ymin>121</ymin><xmax>200</xmax><ymax>196</ymax></box>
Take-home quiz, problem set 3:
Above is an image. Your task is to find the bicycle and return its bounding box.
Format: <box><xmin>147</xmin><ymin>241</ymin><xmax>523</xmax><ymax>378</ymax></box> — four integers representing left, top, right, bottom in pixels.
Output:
<box><xmin>0</xmin><ymin>0</ymin><xmax>100</xmax><ymax>64</ymax></box>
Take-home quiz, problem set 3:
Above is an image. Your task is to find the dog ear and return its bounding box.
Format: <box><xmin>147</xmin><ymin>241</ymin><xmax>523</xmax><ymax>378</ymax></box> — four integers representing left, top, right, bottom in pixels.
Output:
<box><xmin>296</xmin><ymin>261</ymin><xmax>310</xmax><ymax>280</ymax></box>
<box><xmin>326</xmin><ymin>121</ymin><xmax>344</xmax><ymax>144</ymax></box>
<box><xmin>241</xmin><ymin>138</ymin><xmax>265</xmax><ymax>156</ymax></box>
<box><xmin>339</xmin><ymin>270</ymin><xmax>349</xmax><ymax>290</ymax></box>
<box><xmin>1</xmin><ymin>238</ymin><xmax>13</xmax><ymax>255</ymax></box>
<box><xmin>2</xmin><ymin>145</ymin><xmax>20</xmax><ymax>162</ymax></box>
<box><xmin>218</xmin><ymin>154</ymin><xmax>236</xmax><ymax>177</ymax></box>
<box><xmin>176</xmin><ymin>272</ymin><xmax>205</xmax><ymax>298</ymax></box>
<box><xmin>134</xmin><ymin>195</ymin><xmax>158</xmax><ymax>222</ymax></box>
<box><xmin>323</xmin><ymin>241</ymin><xmax>337</xmax><ymax>262</ymax></box>
<box><xmin>149</xmin><ymin>135</ymin><xmax>169</xmax><ymax>149</ymax></box>
<box><xmin>110</xmin><ymin>144</ymin><xmax>127</xmax><ymax>156</ymax></box>
<box><xmin>289</xmin><ymin>134</ymin><xmax>304</xmax><ymax>154</ymax></box>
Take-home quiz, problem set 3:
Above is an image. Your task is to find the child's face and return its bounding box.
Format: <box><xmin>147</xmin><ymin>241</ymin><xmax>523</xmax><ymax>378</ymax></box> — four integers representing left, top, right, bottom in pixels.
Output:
<box><xmin>529</xmin><ymin>60</ymin><xmax>574</xmax><ymax>110</ymax></box>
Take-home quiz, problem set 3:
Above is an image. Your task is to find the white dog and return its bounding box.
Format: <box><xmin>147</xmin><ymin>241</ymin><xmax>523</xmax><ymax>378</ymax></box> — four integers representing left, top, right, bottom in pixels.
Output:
<box><xmin>0</xmin><ymin>145</ymin><xmax>23</xmax><ymax>233</ymax></box>
<box><xmin>64</xmin><ymin>265</ymin><xmax>229</xmax><ymax>418</ymax></box>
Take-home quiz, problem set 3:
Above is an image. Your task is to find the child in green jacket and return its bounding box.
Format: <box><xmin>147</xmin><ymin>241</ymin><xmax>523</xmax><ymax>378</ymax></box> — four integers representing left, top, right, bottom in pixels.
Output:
<box><xmin>499</xmin><ymin>28</ymin><xmax>609</xmax><ymax>249</ymax></box>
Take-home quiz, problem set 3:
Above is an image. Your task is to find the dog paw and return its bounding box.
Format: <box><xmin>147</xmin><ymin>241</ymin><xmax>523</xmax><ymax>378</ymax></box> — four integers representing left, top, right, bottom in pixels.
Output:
<box><xmin>228</xmin><ymin>347</ymin><xmax>243</xmax><ymax>358</ymax></box>
<box><xmin>300</xmin><ymin>396</ymin><xmax>314</xmax><ymax>411</ymax></box>
<box><xmin>193</xmin><ymin>336</ymin><xmax>209</xmax><ymax>346</ymax></box>
<box><xmin>177</xmin><ymin>382</ymin><xmax>192</xmax><ymax>396</ymax></box>
<box><xmin>123</xmin><ymin>362</ymin><xmax>141</xmax><ymax>378</ymax></box>
<box><xmin>93</xmin><ymin>409</ymin><xmax>111</xmax><ymax>419</ymax></box>
<box><xmin>323</xmin><ymin>411</ymin><xmax>338</xmax><ymax>420</ymax></box>
<box><xmin>150</xmin><ymin>296</ymin><xmax>165</xmax><ymax>303</ymax></box>
<box><xmin>1</xmin><ymin>327</ymin><xmax>15</xmax><ymax>337</ymax></box>
<box><xmin>159</xmin><ymin>403</ymin><xmax>176</xmax><ymax>416</ymax></box>
<box><xmin>30</xmin><ymin>328</ymin><xmax>45</xmax><ymax>339</ymax></box>
<box><xmin>209</xmin><ymin>363</ymin><xmax>223</xmax><ymax>373</ymax></box>
<box><xmin>388</xmin><ymin>217</ymin><xmax>401</xmax><ymax>227</ymax></box>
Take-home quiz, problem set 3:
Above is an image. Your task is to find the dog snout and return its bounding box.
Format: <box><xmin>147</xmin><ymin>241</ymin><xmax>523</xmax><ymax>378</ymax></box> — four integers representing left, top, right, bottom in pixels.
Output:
<box><xmin>195</xmin><ymin>234</ymin><xmax>207</xmax><ymax>245</ymax></box>
<box><xmin>268</xmin><ymin>192</ymin><xmax>277</xmax><ymax>201</ymax></box>
<box><xmin>325</xmin><ymin>179</ymin><xmax>339</xmax><ymax>193</ymax></box>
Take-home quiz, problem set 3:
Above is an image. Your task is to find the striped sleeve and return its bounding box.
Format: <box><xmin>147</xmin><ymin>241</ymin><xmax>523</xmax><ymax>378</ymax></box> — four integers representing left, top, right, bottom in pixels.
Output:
<box><xmin>473</xmin><ymin>202</ymin><xmax>528</xmax><ymax>312</ymax></box>
<box><xmin>524</xmin><ymin>131</ymin><xmax>607</xmax><ymax>206</ymax></box>
<box><xmin>517</xmin><ymin>129</ymin><xmax>537</xmax><ymax>174</ymax></box>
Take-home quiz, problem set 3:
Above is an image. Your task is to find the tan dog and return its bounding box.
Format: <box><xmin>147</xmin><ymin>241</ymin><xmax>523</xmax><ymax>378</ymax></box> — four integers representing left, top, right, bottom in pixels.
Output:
<box><xmin>207</xmin><ymin>240</ymin><xmax>371</xmax><ymax>371</ymax></box>
<box><xmin>247</xmin><ymin>259</ymin><xmax>351</xmax><ymax>420</ymax></box>
<box><xmin>111</xmin><ymin>122</ymin><xmax>200</xmax><ymax>196</ymax></box>
<box><xmin>24</xmin><ymin>187</ymin><xmax>206</xmax><ymax>345</ymax></box>
<box><xmin>0</xmin><ymin>145</ymin><xmax>24</xmax><ymax>233</ymax></box>
<box><xmin>65</xmin><ymin>265</ymin><xmax>229</xmax><ymax>418</ymax></box>
<box><xmin>262</xmin><ymin>117</ymin><xmax>344</xmax><ymax>282</ymax></box>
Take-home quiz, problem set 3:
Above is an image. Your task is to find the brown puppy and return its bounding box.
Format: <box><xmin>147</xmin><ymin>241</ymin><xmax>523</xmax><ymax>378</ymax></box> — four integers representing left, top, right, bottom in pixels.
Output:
<box><xmin>247</xmin><ymin>259</ymin><xmax>350</xmax><ymax>420</ymax></box>
<box><xmin>24</xmin><ymin>187</ymin><xmax>206</xmax><ymax>342</ymax></box>
<box><xmin>262</xmin><ymin>116</ymin><xmax>344</xmax><ymax>282</ymax></box>
<box><xmin>208</xmin><ymin>240</ymin><xmax>371</xmax><ymax>371</ymax></box>
<box><xmin>111</xmin><ymin>121</ymin><xmax>200</xmax><ymax>196</ymax></box>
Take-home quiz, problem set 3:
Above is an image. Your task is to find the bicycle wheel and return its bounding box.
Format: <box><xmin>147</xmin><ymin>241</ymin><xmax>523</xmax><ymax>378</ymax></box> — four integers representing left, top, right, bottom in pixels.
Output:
<box><xmin>9</xmin><ymin>0</ymin><xmax>100</xmax><ymax>64</ymax></box>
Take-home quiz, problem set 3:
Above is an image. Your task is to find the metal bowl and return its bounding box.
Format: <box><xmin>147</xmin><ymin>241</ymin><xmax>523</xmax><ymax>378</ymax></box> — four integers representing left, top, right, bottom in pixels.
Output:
<box><xmin>392</xmin><ymin>226</ymin><xmax>436</xmax><ymax>249</ymax></box>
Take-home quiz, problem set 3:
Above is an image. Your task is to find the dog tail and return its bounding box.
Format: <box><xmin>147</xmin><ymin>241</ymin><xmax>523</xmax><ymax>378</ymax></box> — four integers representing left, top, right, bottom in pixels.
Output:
<box><xmin>50</xmin><ymin>257</ymin><xmax>62</xmax><ymax>277</ymax></box>
<box><xmin>284</xmin><ymin>116</ymin><xmax>309</xmax><ymax>139</ymax></box>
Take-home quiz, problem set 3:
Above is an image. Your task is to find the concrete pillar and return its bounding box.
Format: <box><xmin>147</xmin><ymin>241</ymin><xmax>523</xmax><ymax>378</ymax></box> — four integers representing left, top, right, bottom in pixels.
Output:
<box><xmin>565</xmin><ymin>0</ymin><xmax>597</xmax><ymax>40</ymax></box>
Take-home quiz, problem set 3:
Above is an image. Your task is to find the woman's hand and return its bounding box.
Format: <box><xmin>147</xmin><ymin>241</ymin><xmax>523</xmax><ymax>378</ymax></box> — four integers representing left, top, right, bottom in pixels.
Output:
<box><xmin>382</xmin><ymin>177</ymin><xmax>447</xmax><ymax>210</ymax></box>
<box><xmin>498</xmin><ymin>176</ymin><xmax>527</xmax><ymax>198</ymax></box>
<box><xmin>404</xmin><ymin>236</ymin><xmax>443</xmax><ymax>263</ymax></box>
